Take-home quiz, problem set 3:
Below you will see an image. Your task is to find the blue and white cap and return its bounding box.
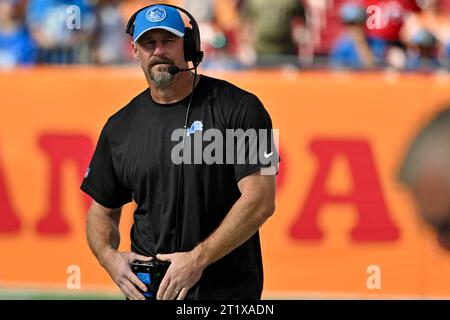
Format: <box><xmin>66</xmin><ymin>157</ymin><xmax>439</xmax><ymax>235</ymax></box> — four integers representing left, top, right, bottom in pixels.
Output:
<box><xmin>339</xmin><ymin>3</ymin><xmax>366</xmax><ymax>24</ymax></box>
<box><xmin>133</xmin><ymin>5</ymin><xmax>185</xmax><ymax>42</ymax></box>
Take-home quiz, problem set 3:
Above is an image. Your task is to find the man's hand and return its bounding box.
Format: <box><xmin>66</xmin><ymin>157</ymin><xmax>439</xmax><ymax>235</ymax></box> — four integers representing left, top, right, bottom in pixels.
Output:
<box><xmin>102</xmin><ymin>250</ymin><xmax>152</xmax><ymax>300</ymax></box>
<box><xmin>156</xmin><ymin>251</ymin><xmax>205</xmax><ymax>300</ymax></box>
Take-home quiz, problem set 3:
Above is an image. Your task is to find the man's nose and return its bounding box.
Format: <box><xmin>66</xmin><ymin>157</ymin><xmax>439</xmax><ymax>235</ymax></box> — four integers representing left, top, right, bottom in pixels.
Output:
<box><xmin>153</xmin><ymin>42</ymin><xmax>166</xmax><ymax>56</ymax></box>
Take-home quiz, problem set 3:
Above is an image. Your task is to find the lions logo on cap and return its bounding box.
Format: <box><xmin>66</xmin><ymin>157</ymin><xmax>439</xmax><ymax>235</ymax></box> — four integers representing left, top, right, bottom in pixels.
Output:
<box><xmin>146</xmin><ymin>7</ymin><xmax>167</xmax><ymax>22</ymax></box>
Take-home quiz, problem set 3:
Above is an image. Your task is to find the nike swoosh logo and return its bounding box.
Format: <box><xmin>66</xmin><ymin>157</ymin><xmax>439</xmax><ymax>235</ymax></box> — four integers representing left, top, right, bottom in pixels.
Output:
<box><xmin>264</xmin><ymin>152</ymin><xmax>273</xmax><ymax>158</ymax></box>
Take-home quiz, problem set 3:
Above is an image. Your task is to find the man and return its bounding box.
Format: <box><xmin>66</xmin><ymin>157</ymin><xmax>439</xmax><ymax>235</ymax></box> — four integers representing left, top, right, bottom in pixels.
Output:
<box><xmin>0</xmin><ymin>0</ymin><xmax>36</xmax><ymax>68</ymax></box>
<box><xmin>26</xmin><ymin>0</ymin><xmax>95</xmax><ymax>64</ymax></box>
<box><xmin>81</xmin><ymin>4</ymin><xmax>278</xmax><ymax>300</ymax></box>
<box><xmin>240</xmin><ymin>0</ymin><xmax>307</xmax><ymax>67</ymax></box>
<box><xmin>330</xmin><ymin>2</ymin><xmax>386</xmax><ymax>69</ymax></box>
<box><xmin>398</xmin><ymin>107</ymin><xmax>450</xmax><ymax>249</ymax></box>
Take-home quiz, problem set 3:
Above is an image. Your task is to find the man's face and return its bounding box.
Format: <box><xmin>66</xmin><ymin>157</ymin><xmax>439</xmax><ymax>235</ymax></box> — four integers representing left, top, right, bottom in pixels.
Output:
<box><xmin>132</xmin><ymin>29</ymin><xmax>186</xmax><ymax>88</ymax></box>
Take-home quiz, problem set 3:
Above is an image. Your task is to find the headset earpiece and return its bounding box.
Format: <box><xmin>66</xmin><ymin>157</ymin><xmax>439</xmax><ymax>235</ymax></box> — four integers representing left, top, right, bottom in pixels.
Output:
<box><xmin>183</xmin><ymin>27</ymin><xmax>196</xmax><ymax>64</ymax></box>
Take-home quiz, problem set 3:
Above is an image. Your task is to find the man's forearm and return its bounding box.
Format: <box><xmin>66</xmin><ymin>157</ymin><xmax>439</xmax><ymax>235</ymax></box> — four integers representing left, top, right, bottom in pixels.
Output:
<box><xmin>86</xmin><ymin>205</ymin><xmax>121</xmax><ymax>267</ymax></box>
<box><xmin>192</xmin><ymin>194</ymin><xmax>274</xmax><ymax>269</ymax></box>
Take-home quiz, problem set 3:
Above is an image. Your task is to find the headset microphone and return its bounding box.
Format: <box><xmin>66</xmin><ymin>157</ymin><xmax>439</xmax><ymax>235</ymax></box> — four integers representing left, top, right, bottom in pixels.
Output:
<box><xmin>168</xmin><ymin>65</ymin><xmax>196</xmax><ymax>75</ymax></box>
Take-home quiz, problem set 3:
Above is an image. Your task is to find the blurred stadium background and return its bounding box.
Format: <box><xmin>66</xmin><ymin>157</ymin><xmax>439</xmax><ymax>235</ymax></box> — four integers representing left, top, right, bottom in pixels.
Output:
<box><xmin>1</xmin><ymin>0</ymin><xmax>450</xmax><ymax>300</ymax></box>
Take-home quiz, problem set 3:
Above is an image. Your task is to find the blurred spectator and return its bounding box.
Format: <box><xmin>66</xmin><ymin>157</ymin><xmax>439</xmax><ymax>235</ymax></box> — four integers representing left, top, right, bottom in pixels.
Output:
<box><xmin>213</xmin><ymin>0</ymin><xmax>242</xmax><ymax>56</ymax></box>
<box><xmin>404</xmin><ymin>28</ymin><xmax>441</xmax><ymax>69</ymax></box>
<box><xmin>365</xmin><ymin>0</ymin><xmax>421</xmax><ymax>47</ymax></box>
<box><xmin>183</xmin><ymin>0</ymin><xmax>218</xmax><ymax>59</ymax></box>
<box><xmin>330</xmin><ymin>2</ymin><xmax>386</xmax><ymax>69</ymax></box>
<box><xmin>91</xmin><ymin>0</ymin><xmax>128</xmax><ymax>64</ymax></box>
<box><xmin>26</xmin><ymin>0</ymin><xmax>96</xmax><ymax>64</ymax></box>
<box><xmin>201</xmin><ymin>29</ymin><xmax>243</xmax><ymax>70</ymax></box>
<box><xmin>181</xmin><ymin>0</ymin><xmax>243</xmax><ymax>70</ymax></box>
<box><xmin>240</xmin><ymin>0</ymin><xmax>307</xmax><ymax>68</ymax></box>
<box><xmin>400</xmin><ymin>0</ymin><xmax>450</xmax><ymax>69</ymax></box>
<box><xmin>306</xmin><ymin>0</ymin><xmax>352</xmax><ymax>59</ymax></box>
<box><xmin>399</xmin><ymin>106</ymin><xmax>450</xmax><ymax>249</ymax></box>
<box><xmin>0</xmin><ymin>0</ymin><xmax>446</xmax><ymax>69</ymax></box>
<box><xmin>183</xmin><ymin>0</ymin><xmax>215</xmax><ymax>23</ymax></box>
<box><xmin>402</xmin><ymin>0</ymin><xmax>450</xmax><ymax>44</ymax></box>
<box><xmin>0</xmin><ymin>0</ymin><xmax>36</xmax><ymax>68</ymax></box>
<box><xmin>364</xmin><ymin>0</ymin><xmax>420</xmax><ymax>69</ymax></box>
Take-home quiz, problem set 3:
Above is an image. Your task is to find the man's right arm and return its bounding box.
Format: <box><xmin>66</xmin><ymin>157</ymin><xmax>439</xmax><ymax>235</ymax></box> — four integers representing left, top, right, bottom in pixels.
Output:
<box><xmin>86</xmin><ymin>200</ymin><xmax>121</xmax><ymax>264</ymax></box>
<box><xmin>86</xmin><ymin>200</ymin><xmax>151</xmax><ymax>300</ymax></box>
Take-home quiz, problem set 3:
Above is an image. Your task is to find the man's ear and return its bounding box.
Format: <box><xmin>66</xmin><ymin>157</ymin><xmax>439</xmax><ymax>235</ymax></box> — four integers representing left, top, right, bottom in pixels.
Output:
<box><xmin>131</xmin><ymin>41</ymin><xmax>139</xmax><ymax>61</ymax></box>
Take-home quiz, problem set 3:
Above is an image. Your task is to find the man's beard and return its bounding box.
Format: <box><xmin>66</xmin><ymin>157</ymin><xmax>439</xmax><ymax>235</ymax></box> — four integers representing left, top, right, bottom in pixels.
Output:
<box><xmin>148</xmin><ymin>57</ymin><xmax>175</xmax><ymax>88</ymax></box>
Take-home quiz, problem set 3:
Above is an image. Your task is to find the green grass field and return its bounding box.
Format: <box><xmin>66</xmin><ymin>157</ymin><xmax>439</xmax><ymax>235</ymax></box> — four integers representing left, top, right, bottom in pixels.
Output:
<box><xmin>0</xmin><ymin>289</ymin><xmax>123</xmax><ymax>300</ymax></box>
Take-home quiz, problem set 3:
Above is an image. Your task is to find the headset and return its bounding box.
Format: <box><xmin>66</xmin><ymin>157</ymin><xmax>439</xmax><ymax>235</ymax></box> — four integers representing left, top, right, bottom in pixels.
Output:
<box><xmin>125</xmin><ymin>3</ymin><xmax>204</xmax><ymax>67</ymax></box>
<box><xmin>126</xmin><ymin>4</ymin><xmax>203</xmax><ymax>253</ymax></box>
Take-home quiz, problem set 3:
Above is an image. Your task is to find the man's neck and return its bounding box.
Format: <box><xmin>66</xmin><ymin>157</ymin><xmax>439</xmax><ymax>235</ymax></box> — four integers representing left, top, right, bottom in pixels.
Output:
<box><xmin>149</xmin><ymin>72</ymin><xmax>200</xmax><ymax>104</ymax></box>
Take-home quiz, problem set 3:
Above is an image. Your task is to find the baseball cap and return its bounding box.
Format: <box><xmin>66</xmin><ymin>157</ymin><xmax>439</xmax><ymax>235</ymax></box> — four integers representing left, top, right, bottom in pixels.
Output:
<box><xmin>133</xmin><ymin>5</ymin><xmax>185</xmax><ymax>42</ymax></box>
<box><xmin>411</xmin><ymin>28</ymin><xmax>436</xmax><ymax>48</ymax></box>
<box><xmin>339</xmin><ymin>3</ymin><xmax>366</xmax><ymax>25</ymax></box>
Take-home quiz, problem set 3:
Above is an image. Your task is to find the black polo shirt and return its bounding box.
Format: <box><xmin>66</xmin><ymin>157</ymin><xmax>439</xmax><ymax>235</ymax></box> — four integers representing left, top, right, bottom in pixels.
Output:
<box><xmin>81</xmin><ymin>75</ymin><xmax>277</xmax><ymax>299</ymax></box>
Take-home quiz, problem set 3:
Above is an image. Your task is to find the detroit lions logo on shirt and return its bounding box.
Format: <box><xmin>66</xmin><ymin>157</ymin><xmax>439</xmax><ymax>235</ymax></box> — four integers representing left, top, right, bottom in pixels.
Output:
<box><xmin>187</xmin><ymin>121</ymin><xmax>203</xmax><ymax>136</ymax></box>
<box><xmin>146</xmin><ymin>7</ymin><xmax>166</xmax><ymax>22</ymax></box>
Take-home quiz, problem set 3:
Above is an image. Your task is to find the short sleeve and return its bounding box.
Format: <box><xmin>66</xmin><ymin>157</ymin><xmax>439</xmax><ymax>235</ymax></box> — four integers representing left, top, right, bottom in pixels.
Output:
<box><xmin>231</xmin><ymin>94</ymin><xmax>280</xmax><ymax>182</ymax></box>
<box><xmin>80</xmin><ymin>124</ymin><xmax>132</xmax><ymax>209</ymax></box>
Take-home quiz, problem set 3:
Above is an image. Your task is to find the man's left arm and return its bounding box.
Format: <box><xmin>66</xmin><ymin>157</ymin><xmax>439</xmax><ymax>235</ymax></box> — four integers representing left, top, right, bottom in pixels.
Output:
<box><xmin>156</xmin><ymin>172</ymin><xmax>276</xmax><ymax>300</ymax></box>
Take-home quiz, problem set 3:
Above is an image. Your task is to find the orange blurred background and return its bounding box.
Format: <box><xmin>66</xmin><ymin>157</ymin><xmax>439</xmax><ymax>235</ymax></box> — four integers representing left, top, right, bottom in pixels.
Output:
<box><xmin>1</xmin><ymin>68</ymin><xmax>450</xmax><ymax>299</ymax></box>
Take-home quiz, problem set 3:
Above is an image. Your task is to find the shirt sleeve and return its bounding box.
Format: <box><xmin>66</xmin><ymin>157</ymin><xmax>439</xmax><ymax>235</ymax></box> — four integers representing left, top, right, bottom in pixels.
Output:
<box><xmin>80</xmin><ymin>123</ymin><xmax>132</xmax><ymax>209</ymax></box>
<box><xmin>231</xmin><ymin>94</ymin><xmax>280</xmax><ymax>183</ymax></box>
